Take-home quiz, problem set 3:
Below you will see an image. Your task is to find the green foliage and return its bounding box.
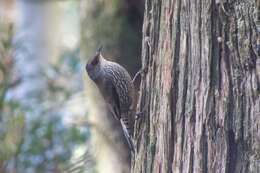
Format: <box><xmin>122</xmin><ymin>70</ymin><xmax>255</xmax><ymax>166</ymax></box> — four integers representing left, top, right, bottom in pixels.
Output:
<box><xmin>0</xmin><ymin>24</ymin><xmax>25</xmax><ymax>171</ymax></box>
<box><xmin>0</xmin><ymin>19</ymin><xmax>91</xmax><ymax>173</ymax></box>
<box><xmin>59</xmin><ymin>48</ymin><xmax>81</xmax><ymax>73</ymax></box>
<box><xmin>0</xmin><ymin>25</ymin><xmax>13</xmax><ymax>110</ymax></box>
<box><xmin>1</xmin><ymin>0</ymin><xmax>143</xmax><ymax>172</ymax></box>
<box><xmin>16</xmin><ymin>116</ymin><xmax>89</xmax><ymax>173</ymax></box>
<box><xmin>0</xmin><ymin>102</ymin><xmax>25</xmax><ymax>162</ymax></box>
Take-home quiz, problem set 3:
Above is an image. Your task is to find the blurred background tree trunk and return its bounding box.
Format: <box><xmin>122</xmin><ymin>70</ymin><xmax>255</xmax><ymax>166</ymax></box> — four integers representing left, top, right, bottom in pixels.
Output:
<box><xmin>7</xmin><ymin>1</ymin><xmax>60</xmax><ymax>106</ymax></box>
<box><xmin>80</xmin><ymin>1</ymin><xmax>143</xmax><ymax>173</ymax></box>
<box><xmin>133</xmin><ymin>0</ymin><xmax>260</xmax><ymax>173</ymax></box>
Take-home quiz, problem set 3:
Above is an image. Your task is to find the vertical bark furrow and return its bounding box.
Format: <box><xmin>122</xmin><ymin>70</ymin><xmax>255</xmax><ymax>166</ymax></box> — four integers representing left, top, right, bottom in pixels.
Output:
<box><xmin>227</xmin><ymin>130</ymin><xmax>238</xmax><ymax>173</ymax></box>
<box><xmin>202</xmin><ymin>124</ymin><xmax>208</xmax><ymax>173</ymax></box>
<box><xmin>170</xmin><ymin>0</ymin><xmax>182</xmax><ymax>172</ymax></box>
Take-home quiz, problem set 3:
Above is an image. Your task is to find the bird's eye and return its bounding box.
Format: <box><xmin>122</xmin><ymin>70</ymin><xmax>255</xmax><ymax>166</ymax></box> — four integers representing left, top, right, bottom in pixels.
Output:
<box><xmin>91</xmin><ymin>55</ymin><xmax>99</xmax><ymax>66</ymax></box>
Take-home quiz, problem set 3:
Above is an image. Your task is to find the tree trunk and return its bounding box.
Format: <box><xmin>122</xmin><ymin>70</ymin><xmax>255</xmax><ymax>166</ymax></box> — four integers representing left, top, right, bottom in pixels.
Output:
<box><xmin>132</xmin><ymin>0</ymin><xmax>260</xmax><ymax>173</ymax></box>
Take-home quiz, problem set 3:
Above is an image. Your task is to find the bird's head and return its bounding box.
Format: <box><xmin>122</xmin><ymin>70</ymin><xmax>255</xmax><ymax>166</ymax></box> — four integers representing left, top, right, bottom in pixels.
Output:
<box><xmin>86</xmin><ymin>46</ymin><xmax>103</xmax><ymax>81</ymax></box>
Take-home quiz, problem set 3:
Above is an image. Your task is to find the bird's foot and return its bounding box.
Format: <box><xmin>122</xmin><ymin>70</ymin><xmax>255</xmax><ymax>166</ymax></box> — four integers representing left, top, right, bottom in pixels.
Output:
<box><xmin>135</xmin><ymin>111</ymin><xmax>145</xmax><ymax>120</ymax></box>
<box><xmin>135</xmin><ymin>102</ymin><xmax>149</xmax><ymax>120</ymax></box>
<box><xmin>132</xmin><ymin>66</ymin><xmax>148</xmax><ymax>83</ymax></box>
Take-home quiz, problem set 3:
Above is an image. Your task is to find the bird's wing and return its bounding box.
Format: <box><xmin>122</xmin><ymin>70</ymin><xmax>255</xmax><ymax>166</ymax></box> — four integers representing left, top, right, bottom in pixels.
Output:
<box><xmin>102</xmin><ymin>78</ymin><xmax>121</xmax><ymax>120</ymax></box>
<box><xmin>104</xmin><ymin>78</ymin><xmax>134</xmax><ymax>152</ymax></box>
<box><xmin>102</xmin><ymin>71</ymin><xmax>135</xmax><ymax>151</ymax></box>
<box><xmin>120</xmin><ymin>118</ymin><xmax>135</xmax><ymax>152</ymax></box>
<box><xmin>109</xmin><ymin>68</ymin><xmax>135</xmax><ymax>137</ymax></box>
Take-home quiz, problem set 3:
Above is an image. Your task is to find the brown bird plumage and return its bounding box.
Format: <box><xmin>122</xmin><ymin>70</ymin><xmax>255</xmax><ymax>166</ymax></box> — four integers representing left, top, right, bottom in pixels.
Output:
<box><xmin>85</xmin><ymin>47</ymin><xmax>136</xmax><ymax>152</ymax></box>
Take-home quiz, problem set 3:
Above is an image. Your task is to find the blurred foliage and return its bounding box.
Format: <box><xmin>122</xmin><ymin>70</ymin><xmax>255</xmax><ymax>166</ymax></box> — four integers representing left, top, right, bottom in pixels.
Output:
<box><xmin>0</xmin><ymin>0</ymin><xmax>144</xmax><ymax>172</ymax></box>
<box><xmin>0</xmin><ymin>24</ymin><xmax>25</xmax><ymax>172</ymax></box>
<box><xmin>16</xmin><ymin>116</ymin><xmax>89</xmax><ymax>173</ymax></box>
<box><xmin>0</xmin><ymin>21</ymin><xmax>92</xmax><ymax>173</ymax></box>
<box><xmin>44</xmin><ymin>48</ymin><xmax>82</xmax><ymax>102</ymax></box>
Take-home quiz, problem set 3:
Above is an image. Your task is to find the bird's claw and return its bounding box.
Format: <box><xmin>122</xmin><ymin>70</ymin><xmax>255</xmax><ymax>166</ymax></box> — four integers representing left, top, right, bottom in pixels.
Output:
<box><xmin>135</xmin><ymin>111</ymin><xmax>145</xmax><ymax>120</ymax></box>
<box><xmin>132</xmin><ymin>66</ymin><xmax>148</xmax><ymax>83</ymax></box>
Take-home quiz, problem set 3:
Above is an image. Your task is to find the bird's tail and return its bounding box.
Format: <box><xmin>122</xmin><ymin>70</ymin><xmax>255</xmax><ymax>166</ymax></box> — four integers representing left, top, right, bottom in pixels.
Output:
<box><xmin>120</xmin><ymin>119</ymin><xmax>135</xmax><ymax>153</ymax></box>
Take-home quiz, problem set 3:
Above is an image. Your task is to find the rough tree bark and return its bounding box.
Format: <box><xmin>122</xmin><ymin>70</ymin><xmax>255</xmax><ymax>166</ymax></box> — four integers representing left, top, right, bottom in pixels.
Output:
<box><xmin>132</xmin><ymin>0</ymin><xmax>260</xmax><ymax>173</ymax></box>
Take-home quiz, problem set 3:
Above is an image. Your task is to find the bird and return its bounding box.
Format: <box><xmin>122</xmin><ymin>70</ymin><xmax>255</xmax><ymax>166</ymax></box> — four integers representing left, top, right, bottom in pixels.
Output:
<box><xmin>85</xmin><ymin>46</ymin><xmax>136</xmax><ymax>152</ymax></box>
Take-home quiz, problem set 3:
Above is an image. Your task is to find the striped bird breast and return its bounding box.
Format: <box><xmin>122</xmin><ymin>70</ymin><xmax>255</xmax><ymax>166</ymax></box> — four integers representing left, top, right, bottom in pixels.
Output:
<box><xmin>103</xmin><ymin>62</ymin><xmax>136</xmax><ymax>113</ymax></box>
